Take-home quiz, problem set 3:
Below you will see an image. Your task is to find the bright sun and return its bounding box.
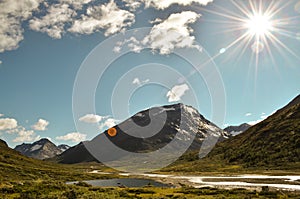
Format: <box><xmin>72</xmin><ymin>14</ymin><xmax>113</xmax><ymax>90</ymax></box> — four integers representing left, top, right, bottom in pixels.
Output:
<box><xmin>245</xmin><ymin>13</ymin><xmax>274</xmax><ymax>37</ymax></box>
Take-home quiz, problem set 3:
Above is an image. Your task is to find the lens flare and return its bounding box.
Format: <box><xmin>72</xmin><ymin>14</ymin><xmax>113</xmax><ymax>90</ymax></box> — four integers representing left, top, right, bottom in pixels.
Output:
<box><xmin>245</xmin><ymin>13</ymin><xmax>274</xmax><ymax>37</ymax></box>
<box><xmin>196</xmin><ymin>0</ymin><xmax>300</xmax><ymax>73</ymax></box>
<box><xmin>251</xmin><ymin>41</ymin><xmax>264</xmax><ymax>54</ymax></box>
<box><xmin>107</xmin><ymin>127</ymin><xmax>117</xmax><ymax>137</ymax></box>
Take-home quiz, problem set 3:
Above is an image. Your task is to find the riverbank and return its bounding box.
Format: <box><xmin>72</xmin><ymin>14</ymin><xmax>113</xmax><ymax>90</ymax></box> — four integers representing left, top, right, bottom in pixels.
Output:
<box><xmin>89</xmin><ymin>170</ymin><xmax>300</xmax><ymax>191</ymax></box>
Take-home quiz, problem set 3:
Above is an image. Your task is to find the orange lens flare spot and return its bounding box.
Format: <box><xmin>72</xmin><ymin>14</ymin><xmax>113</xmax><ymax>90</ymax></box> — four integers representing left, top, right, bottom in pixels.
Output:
<box><xmin>107</xmin><ymin>127</ymin><xmax>117</xmax><ymax>137</ymax></box>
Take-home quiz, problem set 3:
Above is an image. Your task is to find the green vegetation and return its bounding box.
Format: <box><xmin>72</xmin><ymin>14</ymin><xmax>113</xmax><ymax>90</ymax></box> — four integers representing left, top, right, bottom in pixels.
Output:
<box><xmin>162</xmin><ymin>102</ymin><xmax>300</xmax><ymax>173</ymax></box>
<box><xmin>208</xmin><ymin>103</ymin><xmax>300</xmax><ymax>169</ymax></box>
<box><xmin>0</xmin><ymin>139</ymin><xmax>116</xmax><ymax>182</ymax></box>
<box><xmin>1</xmin><ymin>181</ymin><xmax>300</xmax><ymax>199</ymax></box>
<box><xmin>2</xmin><ymin>138</ymin><xmax>300</xmax><ymax>198</ymax></box>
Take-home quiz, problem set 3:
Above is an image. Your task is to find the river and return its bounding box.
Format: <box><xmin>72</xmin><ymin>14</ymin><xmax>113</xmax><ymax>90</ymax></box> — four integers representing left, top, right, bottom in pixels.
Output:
<box><xmin>89</xmin><ymin>171</ymin><xmax>300</xmax><ymax>191</ymax></box>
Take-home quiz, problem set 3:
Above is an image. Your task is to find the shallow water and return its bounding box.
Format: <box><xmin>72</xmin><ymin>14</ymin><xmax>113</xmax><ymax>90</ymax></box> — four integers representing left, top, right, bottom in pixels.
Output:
<box><xmin>89</xmin><ymin>171</ymin><xmax>300</xmax><ymax>190</ymax></box>
<box><xmin>68</xmin><ymin>178</ymin><xmax>172</xmax><ymax>188</ymax></box>
<box><xmin>186</xmin><ymin>176</ymin><xmax>300</xmax><ymax>190</ymax></box>
<box><xmin>128</xmin><ymin>173</ymin><xmax>300</xmax><ymax>190</ymax></box>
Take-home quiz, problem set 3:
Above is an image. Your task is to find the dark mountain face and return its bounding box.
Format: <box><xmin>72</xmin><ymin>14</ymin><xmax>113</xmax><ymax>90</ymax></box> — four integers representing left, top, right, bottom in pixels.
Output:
<box><xmin>208</xmin><ymin>94</ymin><xmax>300</xmax><ymax>168</ymax></box>
<box><xmin>224</xmin><ymin>123</ymin><xmax>251</xmax><ymax>136</ymax></box>
<box><xmin>278</xmin><ymin>94</ymin><xmax>300</xmax><ymax>112</ymax></box>
<box><xmin>15</xmin><ymin>138</ymin><xmax>69</xmax><ymax>160</ymax></box>
<box><xmin>56</xmin><ymin>104</ymin><xmax>228</xmax><ymax>168</ymax></box>
<box><xmin>54</xmin><ymin>142</ymin><xmax>96</xmax><ymax>164</ymax></box>
<box><xmin>0</xmin><ymin>139</ymin><xmax>8</xmax><ymax>148</ymax></box>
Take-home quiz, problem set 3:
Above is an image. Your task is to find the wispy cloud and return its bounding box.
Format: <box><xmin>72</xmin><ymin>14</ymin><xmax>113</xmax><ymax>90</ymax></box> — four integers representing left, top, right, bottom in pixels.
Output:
<box><xmin>114</xmin><ymin>11</ymin><xmax>201</xmax><ymax>55</ymax></box>
<box><xmin>0</xmin><ymin>118</ymin><xmax>18</xmax><ymax>131</ymax></box>
<box><xmin>31</xmin><ymin>119</ymin><xmax>49</xmax><ymax>131</ymax></box>
<box><xmin>68</xmin><ymin>0</ymin><xmax>135</xmax><ymax>36</ymax></box>
<box><xmin>0</xmin><ymin>0</ymin><xmax>41</xmax><ymax>53</ymax></box>
<box><xmin>29</xmin><ymin>3</ymin><xmax>76</xmax><ymax>39</ymax></box>
<box><xmin>0</xmin><ymin>0</ymin><xmax>215</xmax><ymax>54</ymax></box>
<box><xmin>122</xmin><ymin>0</ymin><xmax>142</xmax><ymax>11</ymax></box>
<box><xmin>247</xmin><ymin>119</ymin><xmax>263</xmax><ymax>126</ymax></box>
<box><xmin>99</xmin><ymin>118</ymin><xmax>118</xmax><ymax>131</ymax></box>
<box><xmin>79</xmin><ymin>114</ymin><xmax>109</xmax><ymax>124</ymax></box>
<box><xmin>143</xmin><ymin>0</ymin><xmax>213</xmax><ymax>10</ymax></box>
<box><xmin>247</xmin><ymin>111</ymin><xmax>275</xmax><ymax>125</ymax></box>
<box><xmin>143</xmin><ymin>11</ymin><xmax>201</xmax><ymax>54</ymax></box>
<box><xmin>245</xmin><ymin>113</ymin><xmax>252</xmax><ymax>117</ymax></box>
<box><xmin>132</xmin><ymin>78</ymin><xmax>150</xmax><ymax>86</ymax></box>
<box><xmin>56</xmin><ymin>132</ymin><xmax>87</xmax><ymax>143</ymax></box>
<box><xmin>0</xmin><ymin>116</ymin><xmax>42</xmax><ymax>143</ymax></box>
<box><xmin>166</xmin><ymin>83</ymin><xmax>189</xmax><ymax>102</ymax></box>
<box><xmin>13</xmin><ymin>128</ymin><xmax>40</xmax><ymax>143</ymax></box>
<box><xmin>59</xmin><ymin>0</ymin><xmax>93</xmax><ymax>10</ymax></box>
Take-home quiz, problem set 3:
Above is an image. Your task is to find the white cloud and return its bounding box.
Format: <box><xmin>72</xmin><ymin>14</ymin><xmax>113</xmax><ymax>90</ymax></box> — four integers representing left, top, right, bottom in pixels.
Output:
<box><xmin>99</xmin><ymin>118</ymin><xmax>118</xmax><ymax>131</ymax></box>
<box><xmin>122</xmin><ymin>0</ymin><xmax>142</xmax><ymax>11</ymax></box>
<box><xmin>143</xmin><ymin>0</ymin><xmax>213</xmax><ymax>10</ymax></box>
<box><xmin>114</xmin><ymin>37</ymin><xmax>143</xmax><ymax>53</ymax></box>
<box><xmin>247</xmin><ymin>111</ymin><xmax>276</xmax><ymax>125</ymax></box>
<box><xmin>260</xmin><ymin>115</ymin><xmax>267</xmax><ymax>120</ymax></box>
<box><xmin>59</xmin><ymin>0</ymin><xmax>93</xmax><ymax>10</ymax></box>
<box><xmin>245</xmin><ymin>113</ymin><xmax>252</xmax><ymax>117</ymax></box>
<box><xmin>31</xmin><ymin>119</ymin><xmax>49</xmax><ymax>131</ymax></box>
<box><xmin>69</xmin><ymin>0</ymin><xmax>135</xmax><ymax>36</ymax></box>
<box><xmin>29</xmin><ymin>3</ymin><xmax>76</xmax><ymax>39</ymax></box>
<box><xmin>166</xmin><ymin>84</ymin><xmax>189</xmax><ymax>102</ymax></box>
<box><xmin>13</xmin><ymin>128</ymin><xmax>40</xmax><ymax>143</ymax></box>
<box><xmin>0</xmin><ymin>0</ymin><xmax>42</xmax><ymax>53</ymax></box>
<box><xmin>0</xmin><ymin>118</ymin><xmax>18</xmax><ymax>131</ymax></box>
<box><xmin>56</xmin><ymin>132</ymin><xmax>87</xmax><ymax>143</ymax></box>
<box><xmin>142</xmin><ymin>11</ymin><xmax>201</xmax><ymax>54</ymax></box>
<box><xmin>132</xmin><ymin>78</ymin><xmax>150</xmax><ymax>86</ymax></box>
<box><xmin>115</xmin><ymin>11</ymin><xmax>201</xmax><ymax>55</ymax></box>
<box><xmin>247</xmin><ymin>119</ymin><xmax>263</xmax><ymax>126</ymax></box>
<box><xmin>5</xmin><ymin>126</ymin><xmax>22</xmax><ymax>134</ymax></box>
<box><xmin>79</xmin><ymin>114</ymin><xmax>108</xmax><ymax>123</ymax></box>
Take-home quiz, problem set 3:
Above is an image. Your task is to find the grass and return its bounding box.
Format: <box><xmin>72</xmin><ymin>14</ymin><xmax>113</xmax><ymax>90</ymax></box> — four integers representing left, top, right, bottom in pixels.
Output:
<box><xmin>1</xmin><ymin>181</ymin><xmax>300</xmax><ymax>199</ymax></box>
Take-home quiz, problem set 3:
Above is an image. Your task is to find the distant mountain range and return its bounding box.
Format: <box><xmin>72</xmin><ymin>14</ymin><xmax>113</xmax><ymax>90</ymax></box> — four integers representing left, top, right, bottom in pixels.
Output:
<box><xmin>208</xmin><ymin>94</ymin><xmax>300</xmax><ymax>168</ymax></box>
<box><xmin>54</xmin><ymin>103</ymin><xmax>229</xmax><ymax>164</ymax></box>
<box><xmin>224</xmin><ymin>123</ymin><xmax>252</xmax><ymax>136</ymax></box>
<box><xmin>14</xmin><ymin>138</ymin><xmax>70</xmax><ymax>160</ymax></box>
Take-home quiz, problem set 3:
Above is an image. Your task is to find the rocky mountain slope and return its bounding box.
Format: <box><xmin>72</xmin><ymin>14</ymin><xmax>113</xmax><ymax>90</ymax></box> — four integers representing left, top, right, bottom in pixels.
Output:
<box><xmin>224</xmin><ymin>123</ymin><xmax>252</xmax><ymax>136</ymax></box>
<box><xmin>15</xmin><ymin>138</ymin><xmax>69</xmax><ymax>160</ymax></box>
<box><xmin>55</xmin><ymin>104</ymin><xmax>229</xmax><ymax>166</ymax></box>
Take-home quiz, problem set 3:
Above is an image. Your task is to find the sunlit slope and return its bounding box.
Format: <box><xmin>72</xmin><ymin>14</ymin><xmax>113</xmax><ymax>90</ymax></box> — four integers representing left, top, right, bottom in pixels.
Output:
<box><xmin>208</xmin><ymin>94</ymin><xmax>300</xmax><ymax>168</ymax></box>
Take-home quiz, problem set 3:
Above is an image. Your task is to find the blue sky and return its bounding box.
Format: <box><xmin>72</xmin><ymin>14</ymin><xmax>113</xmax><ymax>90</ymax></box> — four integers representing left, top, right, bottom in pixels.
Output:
<box><xmin>0</xmin><ymin>0</ymin><xmax>300</xmax><ymax>147</ymax></box>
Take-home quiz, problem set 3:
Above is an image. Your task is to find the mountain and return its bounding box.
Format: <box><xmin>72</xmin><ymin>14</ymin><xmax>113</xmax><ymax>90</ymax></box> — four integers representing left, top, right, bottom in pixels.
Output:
<box><xmin>15</xmin><ymin>138</ymin><xmax>70</xmax><ymax>160</ymax></box>
<box><xmin>55</xmin><ymin>104</ymin><xmax>229</xmax><ymax>166</ymax></box>
<box><xmin>58</xmin><ymin>144</ymin><xmax>70</xmax><ymax>152</ymax></box>
<box><xmin>207</xmin><ymin>94</ymin><xmax>300</xmax><ymax>168</ymax></box>
<box><xmin>0</xmin><ymin>138</ymin><xmax>101</xmax><ymax>182</ymax></box>
<box><xmin>278</xmin><ymin>94</ymin><xmax>300</xmax><ymax>112</ymax></box>
<box><xmin>54</xmin><ymin>142</ymin><xmax>97</xmax><ymax>163</ymax></box>
<box><xmin>0</xmin><ymin>139</ymin><xmax>8</xmax><ymax>148</ymax></box>
<box><xmin>224</xmin><ymin>123</ymin><xmax>251</xmax><ymax>136</ymax></box>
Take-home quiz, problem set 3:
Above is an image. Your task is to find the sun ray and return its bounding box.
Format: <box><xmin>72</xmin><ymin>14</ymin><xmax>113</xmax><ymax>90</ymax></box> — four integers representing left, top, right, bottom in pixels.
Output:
<box><xmin>194</xmin><ymin>0</ymin><xmax>300</xmax><ymax>76</ymax></box>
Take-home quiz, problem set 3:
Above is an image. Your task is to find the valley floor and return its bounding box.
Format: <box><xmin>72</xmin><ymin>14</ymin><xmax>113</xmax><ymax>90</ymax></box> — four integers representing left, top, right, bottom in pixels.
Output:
<box><xmin>1</xmin><ymin>180</ymin><xmax>300</xmax><ymax>199</ymax></box>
